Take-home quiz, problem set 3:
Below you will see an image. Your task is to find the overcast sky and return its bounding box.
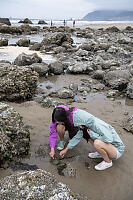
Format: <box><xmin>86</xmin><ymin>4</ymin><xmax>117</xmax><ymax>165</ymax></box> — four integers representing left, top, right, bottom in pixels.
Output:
<box><xmin>0</xmin><ymin>0</ymin><xmax>133</xmax><ymax>19</ymax></box>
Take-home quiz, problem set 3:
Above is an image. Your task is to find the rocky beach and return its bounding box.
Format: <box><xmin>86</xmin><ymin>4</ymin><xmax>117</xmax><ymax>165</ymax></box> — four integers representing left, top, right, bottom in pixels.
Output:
<box><xmin>0</xmin><ymin>18</ymin><xmax>133</xmax><ymax>199</ymax></box>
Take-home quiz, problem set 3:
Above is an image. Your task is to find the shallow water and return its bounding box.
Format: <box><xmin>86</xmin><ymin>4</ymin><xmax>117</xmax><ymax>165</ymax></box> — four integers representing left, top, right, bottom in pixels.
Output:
<box><xmin>8</xmin><ymin>34</ymin><xmax>44</xmax><ymax>45</ymax></box>
<box><xmin>39</xmin><ymin>74</ymin><xmax>133</xmax><ymax>107</ymax></box>
<box><xmin>0</xmin><ymin>46</ymin><xmax>55</xmax><ymax>63</ymax></box>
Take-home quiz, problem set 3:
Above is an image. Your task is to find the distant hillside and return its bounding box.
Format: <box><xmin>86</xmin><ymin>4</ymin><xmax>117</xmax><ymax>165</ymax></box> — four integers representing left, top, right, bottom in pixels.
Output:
<box><xmin>82</xmin><ymin>10</ymin><xmax>133</xmax><ymax>21</ymax></box>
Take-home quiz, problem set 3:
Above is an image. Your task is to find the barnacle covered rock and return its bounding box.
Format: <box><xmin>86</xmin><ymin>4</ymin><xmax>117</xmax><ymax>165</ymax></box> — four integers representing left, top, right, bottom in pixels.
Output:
<box><xmin>123</xmin><ymin>115</ymin><xmax>133</xmax><ymax>134</ymax></box>
<box><xmin>0</xmin><ymin>64</ymin><xmax>39</xmax><ymax>101</ymax></box>
<box><xmin>0</xmin><ymin>102</ymin><xmax>30</xmax><ymax>163</ymax></box>
<box><xmin>0</xmin><ymin>169</ymin><xmax>88</xmax><ymax>200</ymax></box>
<box><xmin>42</xmin><ymin>32</ymin><xmax>73</xmax><ymax>46</ymax></box>
<box><xmin>14</xmin><ymin>53</ymin><xmax>42</xmax><ymax>66</ymax></box>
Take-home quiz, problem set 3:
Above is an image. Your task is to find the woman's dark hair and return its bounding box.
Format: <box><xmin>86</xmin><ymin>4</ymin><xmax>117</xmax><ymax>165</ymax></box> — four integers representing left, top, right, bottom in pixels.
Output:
<box><xmin>80</xmin><ymin>126</ymin><xmax>90</xmax><ymax>142</ymax></box>
<box><xmin>52</xmin><ymin>107</ymin><xmax>77</xmax><ymax>138</ymax></box>
<box><xmin>52</xmin><ymin>107</ymin><xmax>67</xmax><ymax>123</ymax></box>
<box><xmin>52</xmin><ymin>107</ymin><xmax>90</xmax><ymax>142</ymax></box>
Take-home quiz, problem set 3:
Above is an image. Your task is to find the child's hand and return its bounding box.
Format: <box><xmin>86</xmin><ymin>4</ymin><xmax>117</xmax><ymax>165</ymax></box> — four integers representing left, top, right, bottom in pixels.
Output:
<box><xmin>49</xmin><ymin>148</ymin><xmax>55</xmax><ymax>159</ymax></box>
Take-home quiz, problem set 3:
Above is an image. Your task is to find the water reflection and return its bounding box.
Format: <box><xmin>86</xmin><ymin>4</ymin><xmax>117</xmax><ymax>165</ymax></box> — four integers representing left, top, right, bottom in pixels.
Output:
<box><xmin>39</xmin><ymin>75</ymin><xmax>133</xmax><ymax>107</ymax></box>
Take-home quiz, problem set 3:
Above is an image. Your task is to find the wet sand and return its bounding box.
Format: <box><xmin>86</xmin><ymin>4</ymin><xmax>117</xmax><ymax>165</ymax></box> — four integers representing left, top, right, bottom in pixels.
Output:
<box><xmin>0</xmin><ymin>86</ymin><xmax>132</xmax><ymax>200</ymax></box>
<box><xmin>0</xmin><ymin>46</ymin><xmax>55</xmax><ymax>63</ymax></box>
<box><xmin>76</xmin><ymin>22</ymin><xmax>133</xmax><ymax>30</ymax></box>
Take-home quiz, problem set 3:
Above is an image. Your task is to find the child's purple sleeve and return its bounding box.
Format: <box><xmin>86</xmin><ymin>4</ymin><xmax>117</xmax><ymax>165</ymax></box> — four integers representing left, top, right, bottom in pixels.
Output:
<box><xmin>50</xmin><ymin>121</ymin><xmax>58</xmax><ymax>148</ymax></box>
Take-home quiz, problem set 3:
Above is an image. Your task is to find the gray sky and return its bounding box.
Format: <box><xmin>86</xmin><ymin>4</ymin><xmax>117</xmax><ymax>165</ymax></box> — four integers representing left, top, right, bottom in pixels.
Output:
<box><xmin>0</xmin><ymin>0</ymin><xmax>133</xmax><ymax>19</ymax></box>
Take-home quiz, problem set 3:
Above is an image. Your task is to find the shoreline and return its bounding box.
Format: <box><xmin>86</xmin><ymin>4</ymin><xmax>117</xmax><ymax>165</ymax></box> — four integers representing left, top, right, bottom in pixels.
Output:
<box><xmin>74</xmin><ymin>22</ymin><xmax>133</xmax><ymax>30</ymax></box>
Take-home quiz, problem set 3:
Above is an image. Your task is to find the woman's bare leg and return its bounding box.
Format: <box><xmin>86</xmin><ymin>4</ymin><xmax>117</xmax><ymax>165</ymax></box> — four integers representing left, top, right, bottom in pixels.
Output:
<box><xmin>93</xmin><ymin>139</ymin><xmax>117</xmax><ymax>163</ymax></box>
<box><xmin>56</xmin><ymin>124</ymin><xmax>65</xmax><ymax>141</ymax></box>
<box><xmin>88</xmin><ymin>138</ymin><xmax>94</xmax><ymax>145</ymax></box>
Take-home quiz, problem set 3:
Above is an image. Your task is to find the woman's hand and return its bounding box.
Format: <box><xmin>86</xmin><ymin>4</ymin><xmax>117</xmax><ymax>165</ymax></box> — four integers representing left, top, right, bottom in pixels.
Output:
<box><xmin>49</xmin><ymin>147</ymin><xmax>55</xmax><ymax>159</ymax></box>
<box><xmin>87</xmin><ymin>128</ymin><xmax>90</xmax><ymax>133</ymax></box>
<box><xmin>60</xmin><ymin>147</ymin><xmax>68</xmax><ymax>158</ymax></box>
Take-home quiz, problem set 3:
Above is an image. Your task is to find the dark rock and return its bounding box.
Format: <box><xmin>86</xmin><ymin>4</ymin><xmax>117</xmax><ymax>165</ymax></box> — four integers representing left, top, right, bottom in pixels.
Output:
<box><xmin>0</xmin><ymin>103</ymin><xmax>30</xmax><ymax>163</ymax></box>
<box><xmin>14</xmin><ymin>53</ymin><xmax>42</xmax><ymax>66</ymax></box>
<box><xmin>53</xmin><ymin>46</ymin><xmax>66</xmax><ymax>54</ymax></box>
<box><xmin>42</xmin><ymin>32</ymin><xmax>73</xmax><ymax>46</ymax></box>
<box><xmin>127</xmin><ymin>80</ymin><xmax>133</xmax><ymax>99</ymax></box>
<box><xmin>18</xmin><ymin>18</ymin><xmax>33</xmax><ymax>24</ymax></box>
<box><xmin>48</xmin><ymin>61</ymin><xmax>64</xmax><ymax>74</ymax></box>
<box><xmin>38</xmin><ymin>20</ymin><xmax>47</xmax><ymax>24</ymax></box>
<box><xmin>58</xmin><ymin>88</ymin><xmax>74</xmax><ymax>99</ymax></box>
<box><xmin>29</xmin><ymin>42</ymin><xmax>42</xmax><ymax>51</ymax></box>
<box><xmin>0</xmin><ymin>18</ymin><xmax>11</xmax><ymax>26</ymax></box>
<box><xmin>16</xmin><ymin>38</ymin><xmax>30</xmax><ymax>47</ymax></box>
<box><xmin>20</xmin><ymin>24</ymin><xmax>40</xmax><ymax>33</ymax></box>
<box><xmin>30</xmin><ymin>62</ymin><xmax>49</xmax><ymax>76</ymax></box>
<box><xmin>123</xmin><ymin>115</ymin><xmax>133</xmax><ymax>133</ymax></box>
<box><xmin>103</xmin><ymin>70</ymin><xmax>131</xmax><ymax>91</ymax></box>
<box><xmin>0</xmin><ymin>38</ymin><xmax>8</xmax><ymax>46</ymax></box>
<box><xmin>0</xmin><ymin>64</ymin><xmax>39</xmax><ymax>101</ymax></box>
<box><xmin>0</xmin><ymin>25</ymin><xmax>22</xmax><ymax>34</ymax></box>
<box><xmin>125</xmin><ymin>26</ymin><xmax>133</xmax><ymax>31</ymax></box>
<box><xmin>106</xmin><ymin>26</ymin><xmax>120</xmax><ymax>32</ymax></box>
<box><xmin>92</xmin><ymin>70</ymin><xmax>105</xmax><ymax>80</ymax></box>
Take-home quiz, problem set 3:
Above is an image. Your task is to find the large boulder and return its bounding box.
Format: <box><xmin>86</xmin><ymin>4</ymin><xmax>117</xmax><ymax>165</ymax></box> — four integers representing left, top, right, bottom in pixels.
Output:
<box><xmin>67</xmin><ymin>62</ymin><xmax>93</xmax><ymax>74</ymax></box>
<box><xmin>38</xmin><ymin>20</ymin><xmax>47</xmax><ymax>24</ymax></box>
<box><xmin>18</xmin><ymin>18</ymin><xmax>33</xmax><ymax>24</ymax></box>
<box><xmin>42</xmin><ymin>32</ymin><xmax>73</xmax><ymax>46</ymax></box>
<box><xmin>58</xmin><ymin>88</ymin><xmax>74</xmax><ymax>99</ymax></box>
<box><xmin>0</xmin><ymin>102</ymin><xmax>30</xmax><ymax>163</ymax></box>
<box><xmin>75</xmin><ymin>49</ymin><xmax>88</xmax><ymax>57</ymax></box>
<box><xmin>106</xmin><ymin>26</ymin><xmax>120</xmax><ymax>32</ymax></box>
<box><xmin>0</xmin><ymin>64</ymin><xmax>39</xmax><ymax>101</ymax></box>
<box><xmin>127</xmin><ymin>80</ymin><xmax>133</xmax><ymax>99</ymax></box>
<box><xmin>29</xmin><ymin>42</ymin><xmax>42</xmax><ymax>51</ymax></box>
<box><xmin>30</xmin><ymin>62</ymin><xmax>49</xmax><ymax>76</ymax></box>
<box><xmin>123</xmin><ymin>115</ymin><xmax>133</xmax><ymax>134</ymax></box>
<box><xmin>103</xmin><ymin>70</ymin><xmax>132</xmax><ymax>91</ymax></box>
<box><xmin>128</xmin><ymin>61</ymin><xmax>133</xmax><ymax>75</ymax></box>
<box><xmin>0</xmin><ymin>18</ymin><xmax>11</xmax><ymax>25</ymax></box>
<box><xmin>19</xmin><ymin>24</ymin><xmax>40</xmax><ymax>33</ymax></box>
<box><xmin>0</xmin><ymin>25</ymin><xmax>22</xmax><ymax>34</ymax></box>
<box><xmin>92</xmin><ymin>70</ymin><xmax>105</xmax><ymax>80</ymax></box>
<box><xmin>16</xmin><ymin>38</ymin><xmax>30</xmax><ymax>47</ymax></box>
<box><xmin>0</xmin><ymin>169</ymin><xmax>88</xmax><ymax>200</ymax></box>
<box><xmin>48</xmin><ymin>61</ymin><xmax>64</xmax><ymax>75</ymax></box>
<box><xmin>14</xmin><ymin>53</ymin><xmax>42</xmax><ymax>66</ymax></box>
<box><xmin>0</xmin><ymin>38</ymin><xmax>8</xmax><ymax>46</ymax></box>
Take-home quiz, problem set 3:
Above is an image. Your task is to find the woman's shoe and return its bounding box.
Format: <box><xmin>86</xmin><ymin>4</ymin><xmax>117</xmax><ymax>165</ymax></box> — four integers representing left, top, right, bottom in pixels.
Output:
<box><xmin>95</xmin><ymin>160</ymin><xmax>113</xmax><ymax>170</ymax></box>
<box><xmin>57</xmin><ymin>141</ymin><xmax>65</xmax><ymax>150</ymax></box>
<box><xmin>88</xmin><ymin>152</ymin><xmax>102</xmax><ymax>158</ymax></box>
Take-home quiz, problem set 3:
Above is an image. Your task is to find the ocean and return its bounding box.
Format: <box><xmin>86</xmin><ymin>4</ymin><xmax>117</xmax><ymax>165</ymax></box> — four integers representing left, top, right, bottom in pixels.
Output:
<box><xmin>10</xmin><ymin>18</ymin><xmax>133</xmax><ymax>27</ymax></box>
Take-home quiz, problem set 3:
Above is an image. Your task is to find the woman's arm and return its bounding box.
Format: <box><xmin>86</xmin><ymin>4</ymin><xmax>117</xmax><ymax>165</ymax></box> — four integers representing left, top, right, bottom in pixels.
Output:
<box><xmin>60</xmin><ymin>130</ymin><xmax>83</xmax><ymax>158</ymax></box>
<box><xmin>67</xmin><ymin>129</ymin><xmax>83</xmax><ymax>149</ymax></box>
<box><xmin>49</xmin><ymin>121</ymin><xmax>58</xmax><ymax>159</ymax></box>
<box><xmin>50</xmin><ymin>121</ymin><xmax>58</xmax><ymax>148</ymax></box>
